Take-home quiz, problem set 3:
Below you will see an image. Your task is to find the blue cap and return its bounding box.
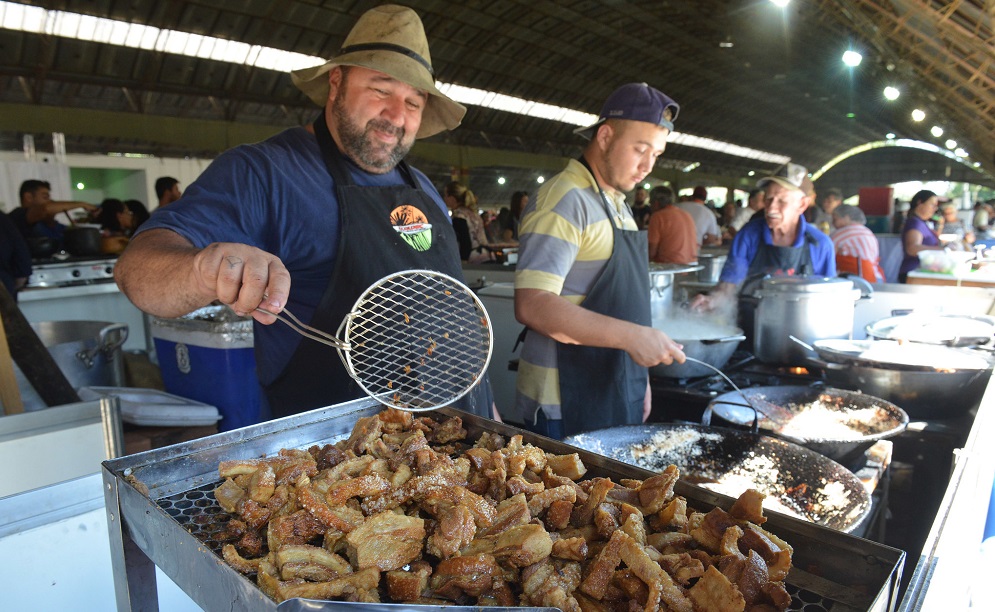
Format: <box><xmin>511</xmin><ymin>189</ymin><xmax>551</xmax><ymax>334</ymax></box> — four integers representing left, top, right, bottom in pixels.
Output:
<box><xmin>574</xmin><ymin>82</ymin><xmax>680</xmax><ymax>139</ymax></box>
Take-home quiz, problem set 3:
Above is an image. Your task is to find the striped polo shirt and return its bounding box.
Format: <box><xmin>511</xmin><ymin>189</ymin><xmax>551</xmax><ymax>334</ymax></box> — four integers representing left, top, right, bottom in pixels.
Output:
<box><xmin>513</xmin><ymin>158</ymin><xmax>636</xmax><ymax>424</ymax></box>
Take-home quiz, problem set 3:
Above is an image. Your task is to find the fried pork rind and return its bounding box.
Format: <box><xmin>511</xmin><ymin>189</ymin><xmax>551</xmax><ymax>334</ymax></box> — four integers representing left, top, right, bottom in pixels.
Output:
<box><xmin>213</xmin><ymin>408</ymin><xmax>795</xmax><ymax>609</ymax></box>
<box><xmin>689</xmin><ymin>565</ymin><xmax>746</xmax><ymax>612</ymax></box>
<box><xmin>345</xmin><ymin>511</ymin><xmax>426</xmax><ymax>571</ymax></box>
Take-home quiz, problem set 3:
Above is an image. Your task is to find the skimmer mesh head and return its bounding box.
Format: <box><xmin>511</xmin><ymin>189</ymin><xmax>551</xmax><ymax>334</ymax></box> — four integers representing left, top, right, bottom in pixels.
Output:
<box><xmin>339</xmin><ymin>270</ymin><xmax>492</xmax><ymax>410</ymax></box>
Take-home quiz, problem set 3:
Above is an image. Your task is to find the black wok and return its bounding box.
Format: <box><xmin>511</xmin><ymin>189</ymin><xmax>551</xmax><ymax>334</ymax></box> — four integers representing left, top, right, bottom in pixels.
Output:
<box><xmin>808</xmin><ymin>339</ymin><xmax>994</xmax><ymax>420</ymax></box>
<box><xmin>703</xmin><ymin>386</ymin><xmax>908</xmax><ymax>468</ymax></box>
<box><xmin>564</xmin><ymin>423</ymin><xmax>871</xmax><ymax>533</ymax></box>
<box><xmin>26</xmin><ymin>236</ymin><xmax>57</xmax><ymax>258</ymax></box>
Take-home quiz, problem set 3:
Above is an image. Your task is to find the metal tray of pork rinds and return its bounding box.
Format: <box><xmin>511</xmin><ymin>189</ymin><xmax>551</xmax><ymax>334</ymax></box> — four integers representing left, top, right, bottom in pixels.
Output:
<box><xmin>102</xmin><ymin>398</ymin><xmax>905</xmax><ymax>612</ymax></box>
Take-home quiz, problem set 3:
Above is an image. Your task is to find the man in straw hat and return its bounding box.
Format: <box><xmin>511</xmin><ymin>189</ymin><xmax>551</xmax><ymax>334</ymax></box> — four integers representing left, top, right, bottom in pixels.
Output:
<box><xmin>116</xmin><ymin>4</ymin><xmax>496</xmax><ymax>423</ymax></box>
<box><xmin>512</xmin><ymin>82</ymin><xmax>686</xmax><ymax>438</ymax></box>
<box><xmin>692</xmin><ymin>162</ymin><xmax>836</xmax><ymax>312</ymax></box>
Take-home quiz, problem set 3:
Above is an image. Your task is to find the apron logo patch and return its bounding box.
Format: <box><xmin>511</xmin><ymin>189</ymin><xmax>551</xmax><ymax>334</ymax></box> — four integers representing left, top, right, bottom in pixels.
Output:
<box><xmin>391</xmin><ymin>205</ymin><xmax>433</xmax><ymax>252</ymax></box>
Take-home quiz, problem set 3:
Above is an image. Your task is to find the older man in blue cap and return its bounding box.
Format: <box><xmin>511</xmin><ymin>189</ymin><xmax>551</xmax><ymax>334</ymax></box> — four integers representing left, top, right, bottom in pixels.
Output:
<box><xmin>693</xmin><ymin>163</ymin><xmax>836</xmax><ymax>311</ymax></box>
<box><xmin>513</xmin><ymin>82</ymin><xmax>686</xmax><ymax>438</ymax></box>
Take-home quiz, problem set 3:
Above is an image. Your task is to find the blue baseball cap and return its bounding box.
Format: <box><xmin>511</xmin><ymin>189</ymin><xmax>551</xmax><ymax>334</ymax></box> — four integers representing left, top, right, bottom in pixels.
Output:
<box><xmin>574</xmin><ymin>82</ymin><xmax>680</xmax><ymax>139</ymax></box>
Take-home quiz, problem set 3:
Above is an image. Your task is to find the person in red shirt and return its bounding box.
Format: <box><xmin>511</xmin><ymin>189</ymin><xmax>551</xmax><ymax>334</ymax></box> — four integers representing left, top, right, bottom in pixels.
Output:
<box><xmin>646</xmin><ymin>185</ymin><xmax>698</xmax><ymax>264</ymax></box>
<box><xmin>831</xmin><ymin>204</ymin><xmax>885</xmax><ymax>282</ymax></box>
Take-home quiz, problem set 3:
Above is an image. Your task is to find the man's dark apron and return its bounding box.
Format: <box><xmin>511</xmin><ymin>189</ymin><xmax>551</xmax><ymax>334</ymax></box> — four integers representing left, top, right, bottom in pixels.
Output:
<box><xmin>265</xmin><ymin>114</ymin><xmax>491</xmax><ymax>419</ymax></box>
<box><xmin>746</xmin><ymin>230</ymin><xmax>816</xmax><ymax>277</ymax></box>
<box><xmin>555</xmin><ymin>160</ymin><xmax>651</xmax><ymax>437</ymax></box>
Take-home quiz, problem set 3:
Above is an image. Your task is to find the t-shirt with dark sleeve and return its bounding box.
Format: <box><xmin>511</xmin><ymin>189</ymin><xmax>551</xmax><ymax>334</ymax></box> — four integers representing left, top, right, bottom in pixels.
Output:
<box><xmin>134</xmin><ymin>126</ymin><xmax>449</xmax><ymax>384</ymax></box>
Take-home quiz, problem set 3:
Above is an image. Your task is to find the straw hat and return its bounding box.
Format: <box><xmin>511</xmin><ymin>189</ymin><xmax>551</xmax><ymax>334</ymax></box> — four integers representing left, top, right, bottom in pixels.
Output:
<box><xmin>291</xmin><ymin>4</ymin><xmax>466</xmax><ymax>139</ymax></box>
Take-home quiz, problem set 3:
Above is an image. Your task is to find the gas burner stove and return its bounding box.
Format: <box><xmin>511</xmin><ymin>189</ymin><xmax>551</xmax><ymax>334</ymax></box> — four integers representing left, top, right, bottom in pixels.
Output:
<box><xmin>25</xmin><ymin>256</ymin><xmax>118</xmax><ymax>288</ymax></box>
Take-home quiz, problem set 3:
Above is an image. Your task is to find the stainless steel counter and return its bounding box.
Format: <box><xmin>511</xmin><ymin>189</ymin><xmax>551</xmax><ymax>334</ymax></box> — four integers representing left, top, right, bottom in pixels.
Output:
<box><xmin>0</xmin><ymin>398</ymin><xmax>122</xmax><ymax>498</ymax></box>
<box><xmin>898</xmin><ymin>366</ymin><xmax>995</xmax><ymax>609</ymax></box>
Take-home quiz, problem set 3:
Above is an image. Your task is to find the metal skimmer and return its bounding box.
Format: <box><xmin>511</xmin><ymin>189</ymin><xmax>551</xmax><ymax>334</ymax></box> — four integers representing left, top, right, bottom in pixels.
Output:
<box><xmin>258</xmin><ymin>269</ymin><xmax>492</xmax><ymax>411</ymax></box>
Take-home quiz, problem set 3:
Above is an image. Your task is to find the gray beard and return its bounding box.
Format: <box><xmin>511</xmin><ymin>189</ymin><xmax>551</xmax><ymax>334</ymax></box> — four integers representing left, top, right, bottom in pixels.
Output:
<box><xmin>332</xmin><ymin>95</ymin><xmax>411</xmax><ymax>174</ymax></box>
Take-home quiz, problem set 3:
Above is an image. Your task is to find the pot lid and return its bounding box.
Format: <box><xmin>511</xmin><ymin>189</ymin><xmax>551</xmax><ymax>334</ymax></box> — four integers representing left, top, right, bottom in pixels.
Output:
<box><xmin>815</xmin><ymin>338</ymin><xmax>993</xmax><ymax>371</ymax></box>
<box><xmin>866</xmin><ymin>313</ymin><xmax>995</xmax><ymax>346</ymax></box>
<box><xmin>758</xmin><ymin>276</ymin><xmax>854</xmax><ymax>294</ymax></box>
<box><xmin>649</xmin><ymin>262</ymin><xmax>701</xmax><ymax>276</ymax></box>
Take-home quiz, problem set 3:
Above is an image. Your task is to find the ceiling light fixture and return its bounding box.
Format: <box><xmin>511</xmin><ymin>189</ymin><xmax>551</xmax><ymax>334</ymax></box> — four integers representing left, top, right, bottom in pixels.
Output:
<box><xmin>883</xmin><ymin>86</ymin><xmax>900</xmax><ymax>101</ymax></box>
<box><xmin>537</xmin><ymin>176</ymin><xmax>545</xmax><ymax>184</ymax></box>
<box><xmin>945</xmin><ymin>139</ymin><xmax>957</xmax><ymax>149</ymax></box>
<box><xmin>769</xmin><ymin>0</ymin><xmax>791</xmax><ymax>7</ymax></box>
<box><xmin>747</xmin><ymin>171</ymin><xmax>755</xmax><ymax>177</ymax></box>
<box><xmin>886</xmin><ymin>133</ymin><xmax>895</xmax><ymax>139</ymax></box>
<box><xmin>955</xmin><ymin>148</ymin><xmax>968</xmax><ymax>158</ymax></box>
<box><xmin>643</xmin><ymin>183</ymin><xmax>651</xmax><ymax>190</ymax></box>
<box><xmin>76</xmin><ymin>182</ymin><xmax>85</xmax><ymax>190</ymax></box>
<box><xmin>842</xmin><ymin>50</ymin><xmax>862</xmax><ymax>67</ymax></box>
<box><xmin>911</xmin><ymin>109</ymin><xmax>926</xmax><ymax>122</ymax></box>
<box><xmin>930</xmin><ymin>126</ymin><xmax>944</xmax><ymax>137</ymax></box>
<box><xmin>497</xmin><ymin>177</ymin><xmax>506</xmax><ymax>185</ymax></box>
<box><xmin>0</xmin><ymin>1</ymin><xmax>793</xmax><ymax>165</ymax></box>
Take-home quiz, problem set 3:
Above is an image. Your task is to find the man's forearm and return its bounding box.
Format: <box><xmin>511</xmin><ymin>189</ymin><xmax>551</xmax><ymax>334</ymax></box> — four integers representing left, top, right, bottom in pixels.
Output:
<box><xmin>115</xmin><ymin>229</ymin><xmax>216</xmax><ymax>317</ymax></box>
<box><xmin>514</xmin><ymin>288</ymin><xmax>638</xmax><ymax>351</ymax></box>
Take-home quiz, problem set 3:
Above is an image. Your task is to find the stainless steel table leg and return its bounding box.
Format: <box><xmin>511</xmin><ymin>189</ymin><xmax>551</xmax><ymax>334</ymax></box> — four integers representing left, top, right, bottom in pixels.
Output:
<box><xmin>103</xmin><ymin>467</ymin><xmax>160</xmax><ymax>611</ymax></box>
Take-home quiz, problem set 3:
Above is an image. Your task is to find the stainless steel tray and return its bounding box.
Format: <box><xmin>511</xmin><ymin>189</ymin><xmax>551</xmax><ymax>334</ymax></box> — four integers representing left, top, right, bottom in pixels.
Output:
<box><xmin>102</xmin><ymin>397</ymin><xmax>905</xmax><ymax>611</ymax></box>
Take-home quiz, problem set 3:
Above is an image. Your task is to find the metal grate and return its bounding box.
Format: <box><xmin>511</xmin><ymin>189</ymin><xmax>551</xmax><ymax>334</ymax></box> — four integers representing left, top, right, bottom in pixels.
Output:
<box><xmin>157</xmin><ymin>483</ymin><xmax>838</xmax><ymax>611</ymax></box>
<box><xmin>343</xmin><ymin>270</ymin><xmax>492</xmax><ymax>410</ymax></box>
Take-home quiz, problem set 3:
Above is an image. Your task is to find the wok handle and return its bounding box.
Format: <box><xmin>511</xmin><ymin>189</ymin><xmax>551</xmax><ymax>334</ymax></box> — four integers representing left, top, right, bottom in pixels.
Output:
<box><xmin>701</xmin><ymin>399</ymin><xmax>762</xmax><ymax>435</ymax></box>
<box><xmin>804</xmin><ymin>354</ymin><xmax>847</xmax><ymax>371</ymax></box>
<box><xmin>701</xmin><ymin>403</ymin><xmax>713</xmax><ymax>425</ymax></box>
<box><xmin>700</xmin><ymin>335</ymin><xmax>747</xmax><ymax>345</ymax></box>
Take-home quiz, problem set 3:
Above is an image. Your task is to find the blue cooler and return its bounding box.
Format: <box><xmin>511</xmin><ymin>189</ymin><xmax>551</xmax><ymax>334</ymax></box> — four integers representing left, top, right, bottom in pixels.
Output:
<box><xmin>151</xmin><ymin>306</ymin><xmax>263</xmax><ymax>431</ymax></box>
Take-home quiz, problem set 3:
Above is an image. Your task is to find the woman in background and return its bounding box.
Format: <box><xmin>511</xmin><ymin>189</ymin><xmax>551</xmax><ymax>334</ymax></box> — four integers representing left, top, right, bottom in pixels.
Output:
<box><xmin>96</xmin><ymin>198</ymin><xmax>139</xmax><ymax>254</ymax></box>
<box><xmin>443</xmin><ymin>181</ymin><xmax>490</xmax><ymax>261</ymax></box>
<box><xmin>125</xmin><ymin>199</ymin><xmax>150</xmax><ymax>231</ymax></box>
<box><xmin>502</xmin><ymin>191</ymin><xmax>528</xmax><ymax>242</ymax></box>
<box><xmin>898</xmin><ymin>190</ymin><xmax>944</xmax><ymax>283</ymax></box>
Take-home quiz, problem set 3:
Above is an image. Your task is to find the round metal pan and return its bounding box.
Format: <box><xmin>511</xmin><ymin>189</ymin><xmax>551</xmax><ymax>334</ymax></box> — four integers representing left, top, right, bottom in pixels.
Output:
<box><xmin>813</xmin><ymin>339</ymin><xmax>994</xmax><ymax>372</ymax></box>
<box><xmin>865</xmin><ymin>313</ymin><xmax>995</xmax><ymax>347</ymax></box>
<box><xmin>807</xmin><ymin>340</ymin><xmax>993</xmax><ymax>420</ymax></box>
<box><xmin>564</xmin><ymin>424</ymin><xmax>871</xmax><ymax>533</ymax></box>
<box><xmin>650</xmin><ymin>324</ymin><xmax>745</xmax><ymax>379</ymax></box>
<box><xmin>703</xmin><ymin>386</ymin><xmax>908</xmax><ymax>467</ymax></box>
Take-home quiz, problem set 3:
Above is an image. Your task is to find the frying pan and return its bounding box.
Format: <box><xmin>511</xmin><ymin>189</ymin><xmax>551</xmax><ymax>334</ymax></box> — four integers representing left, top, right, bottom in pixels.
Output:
<box><xmin>807</xmin><ymin>339</ymin><xmax>993</xmax><ymax>419</ymax></box>
<box><xmin>650</xmin><ymin>322</ymin><xmax>745</xmax><ymax>379</ymax></box>
<box><xmin>865</xmin><ymin>313</ymin><xmax>995</xmax><ymax>347</ymax></box>
<box><xmin>563</xmin><ymin>424</ymin><xmax>871</xmax><ymax>533</ymax></box>
<box><xmin>703</xmin><ymin>386</ymin><xmax>908</xmax><ymax>467</ymax></box>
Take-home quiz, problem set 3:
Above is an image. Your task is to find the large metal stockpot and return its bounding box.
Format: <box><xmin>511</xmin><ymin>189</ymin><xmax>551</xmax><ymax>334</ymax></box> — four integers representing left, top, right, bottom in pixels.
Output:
<box><xmin>648</xmin><ymin>262</ymin><xmax>700</xmax><ymax>328</ymax></box>
<box><xmin>749</xmin><ymin>276</ymin><xmax>863</xmax><ymax>365</ymax></box>
<box><xmin>696</xmin><ymin>252</ymin><xmax>727</xmax><ymax>284</ymax></box>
